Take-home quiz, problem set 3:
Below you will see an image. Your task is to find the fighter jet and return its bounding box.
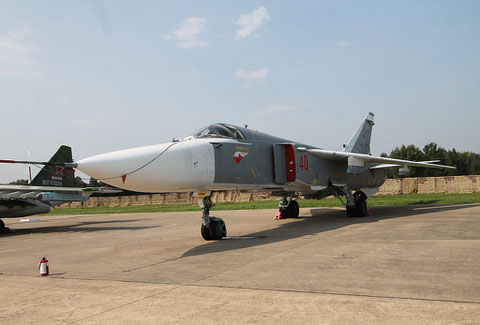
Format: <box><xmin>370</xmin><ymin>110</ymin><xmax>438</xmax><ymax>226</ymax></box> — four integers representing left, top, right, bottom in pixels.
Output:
<box><xmin>2</xmin><ymin>113</ymin><xmax>455</xmax><ymax>239</ymax></box>
<box><xmin>69</xmin><ymin>112</ymin><xmax>454</xmax><ymax>240</ymax></box>
<box><xmin>0</xmin><ymin>146</ymin><xmax>119</xmax><ymax>233</ymax></box>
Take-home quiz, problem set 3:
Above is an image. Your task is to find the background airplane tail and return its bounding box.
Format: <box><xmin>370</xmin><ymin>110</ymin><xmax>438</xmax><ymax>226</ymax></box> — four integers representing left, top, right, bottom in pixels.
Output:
<box><xmin>343</xmin><ymin>112</ymin><xmax>375</xmax><ymax>155</ymax></box>
<box><xmin>30</xmin><ymin>145</ymin><xmax>76</xmax><ymax>187</ymax></box>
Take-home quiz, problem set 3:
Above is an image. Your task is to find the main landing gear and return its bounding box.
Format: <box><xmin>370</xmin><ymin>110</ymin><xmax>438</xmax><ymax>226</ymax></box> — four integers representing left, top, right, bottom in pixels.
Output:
<box><xmin>278</xmin><ymin>195</ymin><xmax>300</xmax><ymax>219</ymax></box>
<box><xmin>199</xmin><ymin>196</ymin><xmax>227</xmax><ymax>240</ymax></box>
<box><xmin>0</xmin><ymin>219</ymin><xmax>6</xmax><ymax>234</ymax></box>
<box><xmin>338</xmin><ymin>187</ymin><xmax>368</xmax><ymax>218</ymax></box>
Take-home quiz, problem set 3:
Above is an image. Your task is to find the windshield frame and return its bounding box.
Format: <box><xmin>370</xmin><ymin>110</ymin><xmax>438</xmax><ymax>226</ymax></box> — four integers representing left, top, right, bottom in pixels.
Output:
<box><xmin>192</xmin><ymin>123</ymin><xmax>245</xmax><ymax>140</ymax></box>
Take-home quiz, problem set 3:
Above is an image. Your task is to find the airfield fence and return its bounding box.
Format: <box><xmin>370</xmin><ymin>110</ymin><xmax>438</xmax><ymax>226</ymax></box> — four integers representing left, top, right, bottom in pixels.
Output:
<box><xmin>60</xmin><ymin>175</ymin><xmax>480</xmax><ymax>208</ymax></box>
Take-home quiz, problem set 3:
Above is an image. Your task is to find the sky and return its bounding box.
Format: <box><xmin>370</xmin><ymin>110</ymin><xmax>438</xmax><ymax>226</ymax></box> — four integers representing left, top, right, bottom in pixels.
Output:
<box><xmin>1</xmin><ymin>0</ymin><xmax>479</xmax><ymax>183</ymax></box>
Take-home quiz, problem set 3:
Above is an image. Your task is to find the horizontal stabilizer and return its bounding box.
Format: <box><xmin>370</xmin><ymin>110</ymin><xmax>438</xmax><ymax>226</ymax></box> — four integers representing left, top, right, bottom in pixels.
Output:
<box><xmin>370</xmin><ymin>160</ymin><xmax>442</xmax><ymax>170</ymax></box>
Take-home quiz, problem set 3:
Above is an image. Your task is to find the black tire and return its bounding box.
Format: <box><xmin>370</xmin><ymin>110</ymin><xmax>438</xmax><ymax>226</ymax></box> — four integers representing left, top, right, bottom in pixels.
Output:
<box><xmin>354</xmin><ymin>191</ymin><xmax>367</xmax><ymax>217</ymax></box>
<box><xmin>287</xmin><ymin>200</ymin><xmax>300</xmax><ymax>218</ymax></box>
<box><xmin>279</xmin><ymin>208</ymin><xmax>288</xmax><ymax>218</ymax></box>
<box><xmin>0</xmin><ymin>219</ymin><xmax>5</xmax><ymax>233</ymax></box>
<box><xmin>355</xmin><ymin>195</ymin><xmax>367</xmax><ymax>217</ymax></box>
<box><xmin>201</xmin><ymin>224</ymin><xmax>212</xmax><ymax>240</ymax></box>
<box><xmin>346</xmin><ymin>192</ymin><xmax>368</xmax><ymax>218</ymax></box>
<box><xmin>208</xmin><ymin>218</ymin><xmax>227</xmax><ymax>240</ymax></box>
<box><xmin>346</xmin><ymin>205</ymin><xmax>358</xmax><ymax>218</ymax></box>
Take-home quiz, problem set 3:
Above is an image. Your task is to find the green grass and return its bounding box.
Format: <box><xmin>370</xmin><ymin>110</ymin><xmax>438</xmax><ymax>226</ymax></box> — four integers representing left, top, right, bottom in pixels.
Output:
<box><xmin>44</xmin><ymin>192</ymin><xmax>480</xmax><ymax>216</ymax></box>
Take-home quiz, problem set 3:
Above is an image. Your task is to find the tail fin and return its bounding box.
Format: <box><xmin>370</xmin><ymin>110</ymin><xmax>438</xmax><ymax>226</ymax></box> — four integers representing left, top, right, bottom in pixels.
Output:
<box><xmin>30</xmin><ymin>145</ymin><xmax>76</xmax><ymax>187</ymax></box>
<box><xmin>343</xmin><ymin>112</ymin><xmax>375</xmax><ymax>154</ymax></box>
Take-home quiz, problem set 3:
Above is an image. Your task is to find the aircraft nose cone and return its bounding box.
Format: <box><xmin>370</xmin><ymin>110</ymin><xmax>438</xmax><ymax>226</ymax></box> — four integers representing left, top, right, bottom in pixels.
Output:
<box><xmin>76</xmin><ymin>143</ymin><xmax>173</xmax><ymax>181</ymax></box>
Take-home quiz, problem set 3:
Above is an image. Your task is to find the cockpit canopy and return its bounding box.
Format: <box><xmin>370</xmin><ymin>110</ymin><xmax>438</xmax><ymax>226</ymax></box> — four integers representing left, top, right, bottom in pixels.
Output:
<box><xmin>193</xmin><ymin>123</ymin><xmax>245</xmax><ymax>140</ymax></box>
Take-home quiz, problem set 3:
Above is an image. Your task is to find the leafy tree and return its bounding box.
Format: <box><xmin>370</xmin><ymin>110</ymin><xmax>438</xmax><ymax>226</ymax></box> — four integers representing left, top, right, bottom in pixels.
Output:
<box><xmin>89</xmin><ymin>177</ymin><xmax>100</xmax><ymax>186</ymax></box>
<box><xmin>382</xmin><ymin>142</ymin><xmax>480</xmax><ymax>178</ymax></box>
<box><xmin>73</xmin><ymin>177</ymin><xmax>87</xmax><ymax>187</ymax></box>
<box><xmin>88</xmin><ymin>177</ymin><xmax>108</xmax><ymax>187</ymax></box>
<box><xmin>9</xmin><ymin>179</ymin><xmax>28</xmax><ymax>185</ymax></box>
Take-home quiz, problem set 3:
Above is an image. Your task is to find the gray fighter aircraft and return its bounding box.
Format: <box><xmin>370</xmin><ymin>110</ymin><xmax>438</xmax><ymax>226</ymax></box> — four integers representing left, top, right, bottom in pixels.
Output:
<box><xmin>3</xmin><ymin>113</ymin><xmax>455</xmax><ymax>239</ymax></box>
<box><xmin>70</xmin><ymin>112</ymin><xmax>455</xmax><ymax>240</ymax></box>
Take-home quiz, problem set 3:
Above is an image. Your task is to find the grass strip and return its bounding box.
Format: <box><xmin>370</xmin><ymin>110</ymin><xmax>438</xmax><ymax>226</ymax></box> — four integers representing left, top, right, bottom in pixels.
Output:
<box><xmin>44</xmin><ymin>192</ymin><xmax>480</xmax><ymax>216</ymax></box>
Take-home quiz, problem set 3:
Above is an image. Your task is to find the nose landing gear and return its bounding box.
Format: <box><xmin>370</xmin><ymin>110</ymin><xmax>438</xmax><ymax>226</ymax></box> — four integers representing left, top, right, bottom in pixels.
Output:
<box><xmin>199</xmin><ymin>195</ymin><xmax>227</xmax><ymax>240</ymax></box>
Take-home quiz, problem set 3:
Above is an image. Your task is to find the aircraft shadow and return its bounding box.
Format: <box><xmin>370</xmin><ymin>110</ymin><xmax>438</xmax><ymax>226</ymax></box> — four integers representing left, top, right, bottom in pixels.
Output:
<box><xmin>2</xmin><ymin>218</ymin><xmax>157</xmax><ymax>236</ymax></box>
<box><xmin>181</xmin><ymin>203</ymin><xmax>480</xmax><ymax>258</ymax></box>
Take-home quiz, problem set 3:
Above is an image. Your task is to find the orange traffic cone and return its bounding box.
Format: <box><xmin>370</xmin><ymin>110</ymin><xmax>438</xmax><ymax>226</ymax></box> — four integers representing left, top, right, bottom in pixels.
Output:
<box><xmin>38</xmin><ymin>255</ymin><xmax>49</xmax><ymax>276</ymax></box>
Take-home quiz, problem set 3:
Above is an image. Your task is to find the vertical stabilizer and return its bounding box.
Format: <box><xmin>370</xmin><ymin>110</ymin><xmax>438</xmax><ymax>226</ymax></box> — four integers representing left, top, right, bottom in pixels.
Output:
<box><xmin>343</xmin><ymin>112</ymin><xmax>375</xmax><ymax>154</ymax></box>
<box><xmin>30</xmin><ymin>145</ymin><xmax>76</xmax><ymax>187</ymax></box>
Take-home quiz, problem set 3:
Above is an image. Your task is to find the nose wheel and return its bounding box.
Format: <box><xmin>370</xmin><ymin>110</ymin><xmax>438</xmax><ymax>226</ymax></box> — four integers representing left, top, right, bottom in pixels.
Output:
<box><xmin>199</xmin><ymin>195</ymin><xmax>227</xmax><ymax>240</ymax></box>
<box><xmin>201</xmin><ymin>217</ymin><xmax>227</xmax><ymax>240</ymax></box>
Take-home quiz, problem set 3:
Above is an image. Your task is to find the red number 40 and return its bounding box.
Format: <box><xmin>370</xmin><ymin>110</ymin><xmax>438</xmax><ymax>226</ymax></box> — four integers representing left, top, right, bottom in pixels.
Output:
<box><xmin>299</xmin><ymin>154</ymin><xmax>309</xmax><ymax>171</ymax></box>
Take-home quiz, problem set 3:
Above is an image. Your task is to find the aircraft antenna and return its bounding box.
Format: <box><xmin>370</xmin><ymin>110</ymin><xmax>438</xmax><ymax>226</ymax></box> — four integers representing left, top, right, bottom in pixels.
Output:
<box><xmin>27</xmin><ymin>148</ymin><xmax>32</xmax><ymax>183</ymax></box>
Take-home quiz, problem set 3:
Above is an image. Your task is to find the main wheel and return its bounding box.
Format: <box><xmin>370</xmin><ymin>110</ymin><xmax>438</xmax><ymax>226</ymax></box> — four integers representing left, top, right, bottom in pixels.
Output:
<box><xmin>346</xmin><ymin>192</ymin><xmax>367</xmax><ymax>218</ymax></box>
<box><xmin>201</xmin><ymin>224</ymin><xmax>212</xmax><ymax>240</ymax></box>
<box><xmin>287</xmin><ymin>200</ymin><xmax>299</xmax><ymax>218</ymax></box>
<box><xmin>208</xmin><ymin>217</ymin><xmax>227</xmax><ymax>240</ymax></box>
<box><xmin>354</xmin><ymin>193</ymin><xmax>367</xmax><ymax>217</ymax></box>
<box><xmin>355</xmin><ymin>197</ymin><xmax>367</xmax><ymax>217</ymax></box>
<box><xmin>346</xmin><ymin>205</ymin><xmax>357</xmax><ymax>218</ymax></box>
<box><xmin>0</xmin><ymin>219</ymin><xmax>5</xmax><ymax>234</ymax></box>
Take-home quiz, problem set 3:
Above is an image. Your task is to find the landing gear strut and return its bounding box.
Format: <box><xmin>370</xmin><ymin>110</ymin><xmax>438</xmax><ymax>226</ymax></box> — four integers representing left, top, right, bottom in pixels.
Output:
<box><xmin>338</xmin><ymin>188</ymin><xmax>368</xmax><ymax>218</ymax></box>
<box><xmin>279</xmin><ymin>195</ymin><xmax>300</xmax><ymax>218</ymax></box>
<box><xmin>199</xmin><ymin>196</ymin><xmax>227</xmax><ymax>240</ymax></box>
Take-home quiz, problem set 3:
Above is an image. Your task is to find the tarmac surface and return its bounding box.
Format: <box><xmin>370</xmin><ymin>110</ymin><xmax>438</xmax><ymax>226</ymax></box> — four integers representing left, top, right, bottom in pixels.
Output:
<box><xmin>1</xmin><ymin>204</ymin><xmax>479</xmax><ymax>324</ymax></box>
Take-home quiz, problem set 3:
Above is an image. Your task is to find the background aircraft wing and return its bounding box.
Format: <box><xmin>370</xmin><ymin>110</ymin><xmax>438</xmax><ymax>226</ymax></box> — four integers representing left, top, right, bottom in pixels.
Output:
<box><xmin>0</xmin><ymin>184</ymin><xmax>121</xmax><ymax>197</ymax></box>
<box><xmin>0</xmin><ymin>184</ymin><xmax>85</xmax><ymax>193</ymax></box>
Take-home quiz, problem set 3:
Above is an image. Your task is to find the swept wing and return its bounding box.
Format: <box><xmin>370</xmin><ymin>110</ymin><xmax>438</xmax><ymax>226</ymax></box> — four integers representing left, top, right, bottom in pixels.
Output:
<box><xmin>298</xmin><ymin>147</ymin><xmax>455</xmax><ymax>172</ymax></box>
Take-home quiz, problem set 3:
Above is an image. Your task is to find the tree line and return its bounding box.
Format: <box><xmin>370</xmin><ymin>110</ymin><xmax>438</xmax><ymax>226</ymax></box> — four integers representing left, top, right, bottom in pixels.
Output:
<box><xmin>381</xmin><ymin>142</ymin><xmax>480</xmax><ymax>178</ymax></box>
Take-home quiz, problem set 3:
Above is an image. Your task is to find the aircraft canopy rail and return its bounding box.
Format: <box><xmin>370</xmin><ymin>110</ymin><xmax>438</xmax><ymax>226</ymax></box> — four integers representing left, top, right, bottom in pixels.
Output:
<box><xmin>193</xmin><ymin>124</ymin><xmax>245</xmax><ymax>140</ymax></box>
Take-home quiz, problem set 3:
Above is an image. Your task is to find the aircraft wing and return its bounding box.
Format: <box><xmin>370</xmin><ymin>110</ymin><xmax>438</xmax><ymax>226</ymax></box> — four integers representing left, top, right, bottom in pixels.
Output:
<box><xmin>0</xmin><ymin>184</ymin><xmax>85</xmax><ymax>193</ymax></box>
<box><xmin>0</xmin><ymin>184</ymin><xmax>121</xmax><ymax>218</ymax></box>
<box><xmin>298</xmin><ymin>148</ymin><xmax>456</xmax><ymax>170</ymax></box>
<box><xmin>0</xmin><ymin>184</ymin><xmax>121</xmax><ymax>195</ymax></box>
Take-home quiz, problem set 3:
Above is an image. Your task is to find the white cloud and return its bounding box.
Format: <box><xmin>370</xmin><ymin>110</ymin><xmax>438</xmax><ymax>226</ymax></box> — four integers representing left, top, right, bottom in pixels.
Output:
<box><xmin>234</xmin><ymin>7</ymin><xmax>270</xmax><ymax>39</ymax></box>
<box><xmin>234</xmin><ymin>67</ymin><xmax>268</xmax><ymax>82</ymax></box>
<box><xmin>163</xmin><ymin>17</ymin><xmax>208</xmax><ymax>48</ymax></box>
<box><xmin>0</xmin><ymin>23</ymin><xmax>35</xmax><ymax>77</ymax></box>
<box><xmin>257</xmin><ymin>104</ymin><xmax>309</xmax><ymax>116</ymax></box>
